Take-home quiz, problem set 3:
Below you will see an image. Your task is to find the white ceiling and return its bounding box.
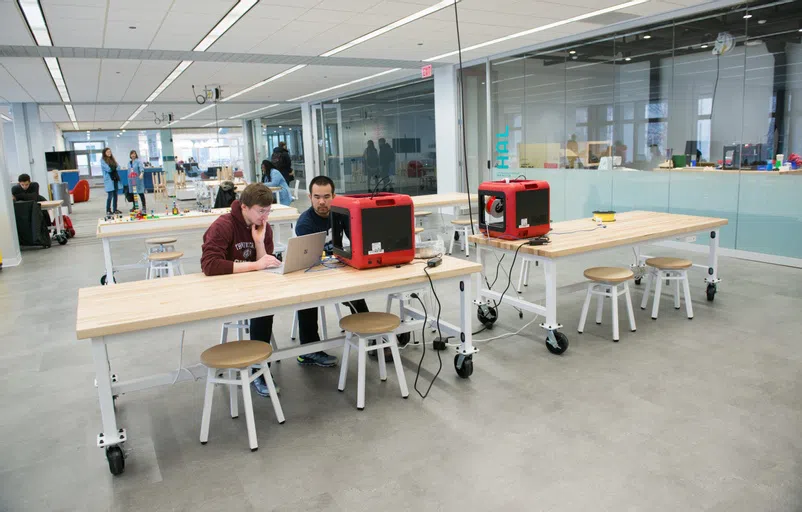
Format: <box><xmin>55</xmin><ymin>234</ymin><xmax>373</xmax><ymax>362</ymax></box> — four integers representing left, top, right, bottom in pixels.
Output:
<box><xmin>0</xmin><ymin>0</ymin><xmax>712</xmax><ymax>130</ymax></box>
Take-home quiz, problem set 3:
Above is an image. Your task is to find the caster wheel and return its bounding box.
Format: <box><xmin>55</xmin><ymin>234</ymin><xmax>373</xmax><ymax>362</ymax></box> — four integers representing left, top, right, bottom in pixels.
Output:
<box><xmin>545</xmin><ymin>331</ymin><xmax>569</xmax><ymax>355</ymax></box>
<box><xmin>634</xmin><ymin>277</ymin><xmax>642</xmax><ymax>285</ymax></box>
<box><xmin>454</xmin><ymin>354</ymin><xmax>473</xmax><ymax>378</ymax></box>
<box><xmin>706</xmin><ymin>283</ymin><xmax>717</xmax><ymax>302</ymax></box>
<box><xmin>100</xmin><ymin>274</ymin><xmax>117</xmax><ymax>286</ymax></box>
<box><xmin>106</xmin><ymin>446</ymin><xmax>125</xmax><ymax>475</ymax></box>
<box><xmin>397</xmin><ymin>332</ymin><xmax>411</xmax><ymax>347</ymax></box>
<box><xmin>56</xmin><ymin>235</ymin><xmax>68</xmax><ymax>245</ymax></box>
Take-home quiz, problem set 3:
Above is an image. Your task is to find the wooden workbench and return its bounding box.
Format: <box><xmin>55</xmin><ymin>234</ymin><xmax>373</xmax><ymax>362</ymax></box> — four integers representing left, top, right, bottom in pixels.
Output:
<box><xmin>76</xmin><ymin>256</ymin><xmax>482</xmax><ymax>474</ymax></box>
<box><xmin>469</xmin><ymin>211</ymin><xmax>728</xmax><ymax>355</ymax></box>
<box><xmin>413</xmin><ymin>192</ymin><xmax>478</xmax><ymax>209</ymax></box>
<box><xmin>653</xmin><ymin>167</ymin><xmax>802</xmax><ymax>175</ymax></box>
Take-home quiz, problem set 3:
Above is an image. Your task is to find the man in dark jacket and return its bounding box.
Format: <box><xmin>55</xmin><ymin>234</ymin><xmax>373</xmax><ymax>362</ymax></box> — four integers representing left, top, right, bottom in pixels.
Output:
<box><xmin>201</xmin><ymin>183</ymin><xmax>282</xmax><ymax>396</ymax></box>
<box><xmin>378</xmin><ymin>138</ymin><xmax>395</xmax><ymax>178</ymax></box>
<box><xmin>12</xmin><ymin>173</ymin><xmax>50</xmax><ymax>225</ymax></box>
<box><xmin>271</xmin><ymin>142</ymin><xmax>293</xmax><ymax>184</ymax></box>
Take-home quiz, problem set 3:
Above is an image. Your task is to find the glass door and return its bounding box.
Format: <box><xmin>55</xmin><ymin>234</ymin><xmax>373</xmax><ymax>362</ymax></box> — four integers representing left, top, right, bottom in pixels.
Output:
<box><xmin>72</xmin><ymin>141</ymin><xmax>105</xmax><ymax>176</ymax></box>
<box><xmin>314</xmin><ymin>103</ymin><xmax>346</xmax><ymax>192</ymax></box>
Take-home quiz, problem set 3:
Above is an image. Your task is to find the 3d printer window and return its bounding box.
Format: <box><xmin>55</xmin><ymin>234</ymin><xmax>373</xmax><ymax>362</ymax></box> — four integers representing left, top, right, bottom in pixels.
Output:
<box><xmin>516</xmin><ymin>188</ymin><xmax>549</xmax><ymax>227</ymax></box>
<box><xmin>331</xmin><ymin>207</ymin><xmax>352</xmax><ymax>258</ymax></box>
<box><xmin>480</xmin><ymin>192</ymin><xmax>505</xmax><ymax>231</ymax></box>
<box><xmin>361</xmin><ymin>205</ymin><xmax>412</xmax><ymax>254</ymax></box>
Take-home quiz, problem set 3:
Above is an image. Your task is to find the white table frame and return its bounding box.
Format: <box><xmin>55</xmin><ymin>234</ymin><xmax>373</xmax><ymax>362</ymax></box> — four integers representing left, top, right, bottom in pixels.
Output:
<box><xmin>87</xmin><ymin>270</ymin><xmax>477</xmax><ymax>473</ymax></box>
<box><xmin>475</xmin><ymin>226</ymin><xmax>722</xmax><ymax>352</ymax></box>
<box><xmin>39</xmin><ymin>201</ymin><xmax>67</xmax><ymax>243</ymax></box>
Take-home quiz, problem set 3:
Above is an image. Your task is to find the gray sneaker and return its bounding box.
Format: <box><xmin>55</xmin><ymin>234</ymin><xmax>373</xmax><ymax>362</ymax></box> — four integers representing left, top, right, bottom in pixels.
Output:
<box><xmin>251</xmin><ymin>373</ymin><xmax>280</xmax><ymax>397</ymax></box>
<box><xmin>297</xmin><ymin>351</ymin><xmax>338</xmax><ymax>367</ymax></box>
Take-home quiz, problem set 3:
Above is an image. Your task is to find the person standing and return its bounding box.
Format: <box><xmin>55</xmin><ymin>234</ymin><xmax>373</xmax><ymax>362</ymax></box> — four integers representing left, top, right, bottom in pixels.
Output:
<box><xmin>128</xmin><ymin>150</ymin><xmax>147</xmax><ymax>212</ymax></box>
<box><xmin>261</xmin><ymin>160</ymin><xmax>292</xmax><ymax>206</ymax></box>
<box><xmin>378</xmin><ymin>138</ymin><xmax>396</xmax><ymax>178</ymax></box>
<box><xmin>101</xmin><ymin>148</ymin><xmax>121</xmax><ymax>215</ymax></box>
<box><xmin>201</xmin><ymin>183</ymin><xmax>283</xmax><ymax>396</ymax></box>
<box><xmin>271</xmin><ymin>141</ymin><xmax>294</xmax><ymax>184</ymax></box>
<box><xmin>363</xmin><ymin>140</ymin><xmax>380</xmax><ymax>182</ymax></box>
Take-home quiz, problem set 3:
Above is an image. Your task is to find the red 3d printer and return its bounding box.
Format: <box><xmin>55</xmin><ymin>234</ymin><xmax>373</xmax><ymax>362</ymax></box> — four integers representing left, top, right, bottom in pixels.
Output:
<box><xmin>330</xmin><ymin>192</ymin><xmax>416</xmax><ymax>269</ymax></box>
<box><xmin>478</xmin><ymin>179</ymin><xmax>551</xmax><ymax>239</ymax></box>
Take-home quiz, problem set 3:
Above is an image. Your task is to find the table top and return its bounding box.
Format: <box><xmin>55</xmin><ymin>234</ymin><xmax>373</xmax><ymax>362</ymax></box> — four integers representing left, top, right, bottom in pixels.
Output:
<box><xmin>469</xmin><ymin>210</ymin><xmax>728</xmax><ymax>259</ymax></box>
<box><xmin>653</xmin><ymin>167</ymin><xmax>802</xmax><ymax>175</ymax></box>
<box><xmin>413</xmin><ymin>192</ymin><xmax>478</xmax><ymax>208</ymax></box>
<box><xmin>76</xmin><ymin>256</ymin><xmax>481</xmax><ymax>339</ymax></box>
<box><xmin>39</xmin><ymin>200</ymin><xmax>64</xmax><ymax>208</ymax></box>
<box><xmin>96</xmin><ymin>205</ymin><xmax>298</xmax><ymax>238</ymax></box>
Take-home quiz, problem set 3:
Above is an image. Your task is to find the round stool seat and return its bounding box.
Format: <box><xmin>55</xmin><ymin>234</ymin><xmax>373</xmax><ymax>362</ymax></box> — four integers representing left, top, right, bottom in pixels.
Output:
<box><xmin>340</xmin><ymin>312</ymin><xmax>401</xmax><ymax>336</ymax></box>
<box><xmin>414</xmin><ymin>211</ymin><xmax>432</xmax><ymax>217</ymax></box>
<box><xmin>451</xmin><ymin>219</ymin><xmax>474</xmax><ymax>226</ymax></box>
<box><xmin>645</xmin><ymin>257</ymin><xmax>692</xmax><ymax>270</ymax></box>
<box><xmin>201</xmin><ymin>340</ymin><xmax>273</xmax><ymax>369</ymax></box>
<box><xmin>414</xmin><ymin>227</ymin><xmax>424</xmax><ymax>234</ymax></box>
<box><xmin>148</xmin><ymin>251</ymin><xmax>184</xmax><ymax>262</ymax></box>
<box><xmin>146</xmin><ymin>237</ymin><xmax>178</xmax><ymax>245</ymax></box>
<box><xmin>584</xmin><ymin>267</ymin><xmax>634</xmax><ymax>283</ymax></box>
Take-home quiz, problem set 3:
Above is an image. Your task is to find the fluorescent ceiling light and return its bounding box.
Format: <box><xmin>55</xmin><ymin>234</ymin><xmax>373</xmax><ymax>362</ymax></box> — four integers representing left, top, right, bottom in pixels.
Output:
<box><xmin>180</xmin><ymin>103</ymin><xmax>216</xmax><ymax>121</ymax></box>
<box><xmin>230</xmin><ymin>104</ymin><xmax>280</xmax><ymax>119</ymax></box>
<box><xmin>18</xmin><ymin>0</ymin><xmax>52</xmax><ymax>46</ymax></box>
<box><xmin>289</xmin><ymin>69</ymin><xmax>402</xmax><ymax>101</ymax></box>
<box><xmin>146</xmin><ymin>60</ymin><xmax>193</xmax><ymax>102</ymax></box>
<box><xmin>321</xmin><ymin>0</ymin><xmax>459</xmax><ymax>57</ymax></box>
<box><xmin>222</xmin><ymin>65</ymin><xmax>307</xmax><ymax>103</ymax></box>
<box><xmin>1</xmin><ymin>113</ymin><xmax>12</xmax><ymax>122</ymax></box>
<box><xmin>64</xmin><ymin>104</ymin><xmax>78</xmax><ymax>130</ymax></box>
<box><xmin>425</xmin><ymin>0</ymin><xmax>650</xmax><ymax>61</ymax></box>
<box><xmin>194</xmin><ymin>0</ymin><xmax>258</xmax><ymax>52</ymax></box>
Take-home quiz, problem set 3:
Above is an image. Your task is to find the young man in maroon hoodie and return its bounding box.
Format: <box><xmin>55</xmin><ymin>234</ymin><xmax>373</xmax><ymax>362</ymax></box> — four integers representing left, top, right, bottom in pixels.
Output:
<box><xmin>201</xmin><ymin>183</ymin><xmax>282</xmax><ymax>397</ymax></box>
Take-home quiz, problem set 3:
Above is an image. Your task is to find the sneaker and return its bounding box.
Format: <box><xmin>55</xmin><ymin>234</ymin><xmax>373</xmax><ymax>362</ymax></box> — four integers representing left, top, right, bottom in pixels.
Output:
<box><xmin>251</xmin><ymin>373</ymin><xmax>280</xmax><ymax>397</ymax></box>
<box><xmin>113</xmin><ymin>210</ymin><xmax>122</xmax><ymax>215</ymax></box>
<box><xmin>368</xmin><ymin>339</ymin><xmax>394</xmax><ymax>363</ymax></box>
<box><xmin>297</xmin><ymin>351</ymin><xmax>338</xmax><ymax>367</ymax></box>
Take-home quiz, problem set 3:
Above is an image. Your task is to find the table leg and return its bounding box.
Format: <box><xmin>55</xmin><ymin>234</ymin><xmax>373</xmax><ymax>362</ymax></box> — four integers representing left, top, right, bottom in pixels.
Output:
<box><xmin>455</xmin><ymin>277</ymin><xmax>476</xmax><ymax>378</ymax></box>
<box><xmin>102</xmin><ymin>238</ymin><xmax>115</xmax><ymax>286</ymax></box>
<box><xmin>541</xmin><ymin>259</ymin><xmax>568</xmax><ymax>355</ymax></box>
<box><xmin>91</xmin><ymin>337</ymin><xmax>127</xmax><ymax>474</ymax></box>
<box><xmin>705</xmin><ymin>229</ymin><xmax>721</xmax><ymax>301</ymax></box>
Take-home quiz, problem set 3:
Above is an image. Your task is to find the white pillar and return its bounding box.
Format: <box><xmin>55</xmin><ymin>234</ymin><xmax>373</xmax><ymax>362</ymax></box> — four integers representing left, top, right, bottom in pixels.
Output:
<box><xmin>11</xmin><ymin>103</ymin><xmax>49</xmax><ymax>189</ymax></box>
<box><xmin>160</xmin><ymin>129</ymin><xmax>175</xmax><ymax>180</ymax></box>
<box><xmin>300</xmin><ymin>102</ymin><xmax>316</xmax><ymax>182</ymax></box>
<box><xmin>435</xmin><ymin>65</ymin><xmax>459</xmax><ymax>196</ymax></box>
<box><xmin>0</xmin><ymin>120</ymin><xmax>22</xmax><ymax>267</ymax></box>
<box><xmin>242</xmin><ymin>119</ymin><xmax>256</xmax><ymax>182</ymax></box>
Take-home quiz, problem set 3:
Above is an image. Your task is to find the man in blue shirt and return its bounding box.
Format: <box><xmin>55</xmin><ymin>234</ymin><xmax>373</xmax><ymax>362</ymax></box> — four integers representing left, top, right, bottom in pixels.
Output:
<box><xmin>294</xmin><ymin>176</ymin><xmax>373</xmax><ymax>366</ymax></box>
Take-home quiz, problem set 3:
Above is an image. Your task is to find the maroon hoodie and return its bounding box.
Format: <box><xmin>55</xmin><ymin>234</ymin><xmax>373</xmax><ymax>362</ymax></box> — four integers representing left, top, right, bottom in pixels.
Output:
<box><xmin>201</xmin><ymin>200</ymin><xmax>274</xmax><ymax>276</ymax></box>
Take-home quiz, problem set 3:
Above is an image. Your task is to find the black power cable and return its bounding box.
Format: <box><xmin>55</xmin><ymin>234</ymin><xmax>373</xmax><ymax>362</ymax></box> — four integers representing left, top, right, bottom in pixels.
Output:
<box><xmin>453</xmin><ymin>1</ymin><xmax>474</xmax><ymax>235</ymax></box>
<box><xmin>410</xmin><ymin>267</ymin><xmax>444</xmax><ymax>399</ymax></box>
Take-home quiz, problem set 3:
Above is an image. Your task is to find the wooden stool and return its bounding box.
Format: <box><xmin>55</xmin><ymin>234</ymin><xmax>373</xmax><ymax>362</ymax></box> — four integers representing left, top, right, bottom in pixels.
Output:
<box><xmin>448</xmin><ymin>219</ymin><xmax>476</xmax><ymax>257</ymax></box>
<box><xmin>199</xmin><ymin>340</ymin><xmax>284</xmax><ymax>451</ymax></box>
<box><xmin>337</xmin><ymin>312</ymin><xmax>409</xmax><ymax>410</ymax></box>
<box><xmin>145</xmin><ymin>237</ymin><xmax>177</xmax><ymax>253</ymax></box>
<box><xmin>578</xmin><ymin>267</ymin><xmax>636</xmax><ymax>342</ymax></box>
<box><xmin>147</xmin><ymin>251</ymin><xmax>183</xmax><ymax>279</ymax></box>
<box><xmin>414</xmin><ymin>210</ymin><xmax>432</xmax><ymax>227</ymax></box>
<box><xmin>640</xmin><ymin>257</ymin><xmax>693</xmax><ymax>320</ymax></box>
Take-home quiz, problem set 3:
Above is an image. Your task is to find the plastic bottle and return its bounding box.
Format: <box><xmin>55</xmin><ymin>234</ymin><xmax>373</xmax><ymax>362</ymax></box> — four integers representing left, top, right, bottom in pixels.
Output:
<box><xmin>172</xmin><ymin>201</ymin><xmax>179</xmax><ymax>215</ymax></box>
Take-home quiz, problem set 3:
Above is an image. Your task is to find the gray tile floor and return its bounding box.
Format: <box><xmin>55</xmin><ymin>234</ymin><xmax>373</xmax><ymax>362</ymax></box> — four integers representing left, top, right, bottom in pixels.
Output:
<box><xmin>1</xmin><ymin>190</ymin><xmax>801</xmax><ymax>511</ymax></box>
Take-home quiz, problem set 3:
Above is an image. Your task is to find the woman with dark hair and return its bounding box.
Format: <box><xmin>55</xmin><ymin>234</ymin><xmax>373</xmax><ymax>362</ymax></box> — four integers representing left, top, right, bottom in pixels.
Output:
<box><xmin>101</xmin><ymin>147</ymin><xmax>121</xmax><ymax>214</ymax></box>
<box><xmin>129</xmin><ymin>150</ymin><xmax>146</xmax><ymax>211</ymax></box>
<box><xmin>261</xmin><ymin>159</ymin><xmax>292</xmax><ymax>206</ymax></box>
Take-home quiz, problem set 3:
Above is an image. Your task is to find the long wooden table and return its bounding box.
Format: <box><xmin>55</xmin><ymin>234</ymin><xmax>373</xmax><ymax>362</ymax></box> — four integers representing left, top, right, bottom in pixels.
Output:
<box><xmin>76</xmin><ymin>256</ymin><xmax>481</xmax><ymax>475</ymax></box>
<box><xmin>469</xmin><ymin>211</ymin><xmax>728</xmax><ymax>354</ymax></box>
<box><xmin>413</xmin><ymin>192</ymin><xmax>478</xmax><ymax>209</ymax></box>
<box><xmin>96</xmin><ymin>204</ymin><xmax>298</xmax><ymax>285</ymax></box>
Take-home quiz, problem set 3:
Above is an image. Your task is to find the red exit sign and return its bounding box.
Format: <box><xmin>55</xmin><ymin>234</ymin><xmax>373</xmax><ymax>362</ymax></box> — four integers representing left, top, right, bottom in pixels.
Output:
<box><xmin>421</xmin><ymin>64</ymin><xmax>433</xmax><ymax>78</ymax></box>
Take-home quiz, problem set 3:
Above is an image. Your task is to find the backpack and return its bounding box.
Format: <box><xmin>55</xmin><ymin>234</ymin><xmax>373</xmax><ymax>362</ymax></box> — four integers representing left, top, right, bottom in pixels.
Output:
<box><xmin>63</xmin><ymin>215</ymin><xmax>75</xmax><ymax>238</ymax></box>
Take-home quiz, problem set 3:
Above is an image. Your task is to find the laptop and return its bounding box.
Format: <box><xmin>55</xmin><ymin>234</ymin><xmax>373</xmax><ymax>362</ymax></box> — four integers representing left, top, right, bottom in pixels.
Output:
<box><xmin>265</xmin><ymin>231</ymin><xmax>327</xmax><ymax>275</ymax></box>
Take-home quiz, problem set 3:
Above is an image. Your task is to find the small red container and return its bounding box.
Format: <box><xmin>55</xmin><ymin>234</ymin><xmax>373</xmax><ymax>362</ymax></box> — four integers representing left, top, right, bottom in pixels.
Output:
<box><xmin>478</xmin><ymin>179</ymin><xmax>551</xmax><ymax>239</ymax></box>
<box><xmin>330</xmin><ymin>192</ymin><xmax>415</xmax><ymax>269</ymax></box>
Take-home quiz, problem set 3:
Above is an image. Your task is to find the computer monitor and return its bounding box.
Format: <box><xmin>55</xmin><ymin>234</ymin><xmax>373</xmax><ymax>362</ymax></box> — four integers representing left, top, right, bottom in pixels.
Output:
<box><xmin>206</xmin><ymin>166</ymin><xmax>220</xmax><ymax>178</ymax></box>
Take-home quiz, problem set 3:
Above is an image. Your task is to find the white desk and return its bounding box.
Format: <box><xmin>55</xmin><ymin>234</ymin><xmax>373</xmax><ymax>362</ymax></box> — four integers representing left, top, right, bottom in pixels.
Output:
<box><xmin>96</xmin><ymin>205</ymin><xmax>298</xmax><ymax>285</ymax></box>
<box><xmin>39</xmin><ymin>200</ymin><xmax>68</xmax><ymax>245</ymax></box>
<box><xmin>76</xmin><ymin>256</ymin><xmax>481</xmax><ymax>475</ymax></box>
<box><xmin>469</xmin><ymin>211</ymin><xmax>728</xmax><ymax>355</ymax></box>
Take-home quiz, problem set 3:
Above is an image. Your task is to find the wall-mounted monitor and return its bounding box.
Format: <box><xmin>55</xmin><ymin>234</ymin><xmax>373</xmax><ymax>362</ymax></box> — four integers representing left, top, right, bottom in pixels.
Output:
<box><xmin>45</xmin><ymin>151</ymin><xmax>78</xmax><ymax>170</ymax></box>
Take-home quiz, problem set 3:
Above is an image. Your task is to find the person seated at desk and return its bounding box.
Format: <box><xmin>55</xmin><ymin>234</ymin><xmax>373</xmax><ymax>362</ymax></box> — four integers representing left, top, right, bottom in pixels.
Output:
<box><xmin>293</xmin><ymin>176</ymin><xmax>380</xmax><ymax>367</ymax></box>
<box><xmin>201</xmin><ymin>183</ymin><xmax>282</xmax><ymax>397</ymax></box>
<box><xmin>12</xmin><ymin>173</ymin><xmax>51</xmax><ymax>225</ymax></box>
<box><xmin>261</xmin><ymin>160</ymin><xmax>292</xmax><ymax>206</ymax></box>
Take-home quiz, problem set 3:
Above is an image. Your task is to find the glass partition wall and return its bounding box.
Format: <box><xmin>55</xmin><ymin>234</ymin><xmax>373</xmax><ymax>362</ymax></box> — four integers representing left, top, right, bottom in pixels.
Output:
<box><xmin>257</xmin><ymin>109</ymin><xmax>305</xmax><ymax>183</ymax></box>
<box><xmin>486</xmin><ymin>0</ymin><xmax>802</xmax><ymax>260</ymax></box>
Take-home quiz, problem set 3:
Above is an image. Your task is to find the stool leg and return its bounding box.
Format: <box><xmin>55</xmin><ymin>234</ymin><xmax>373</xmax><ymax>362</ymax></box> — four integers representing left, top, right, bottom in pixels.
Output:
<box><xmin>624</xmin><ymin>282</ymin><xmax>637</xmax><ymax>332</ymax></box>
<box><xmin>523</xmin><ymin>259</ymin><xmax>530</xmax><ymax>287</ymax></box>
<box><xmin>228</xmin><ymin>369</ymin><xmax>239</xmax><ymax>418</ymax></box>
<box><xmin>673</xmin><ymin>275</ymin><xmax>681</xmax><ymax>309</ymax></box>
<box><xmin>641</xmin><ymin>269</ymin><xmax>653</xmax><ymax>310</ymax></box>
<box><xmin>611</xmin><ymin>284</ymin><xmax>620</xmax><ymax>342</ymax></box>
<box><xmin>682</xmin><ymin>271</ymin><xmax>694</xmax><ymax>319</ymax></box>
<box><xmin>261</xmin><ymin>362</ymin><xmax>284</xmax><ymax>424</ymax></box>
<box><xmin>448</xmin><ymin>228</ymin><xmax>456</xmax><ymax>255</ymax></box>
<box><xmin>377</xmin><ymin>337</ymin><xmax>387</xmax><ymax>381</ymax></box>
<box><xmin>385</xmin><ymin>294</ymin><xmax>394</xmax><ymax>313</ymax></box>
<box><xmin>357</xmin><ymin>336</ymin><xmax>367</xmax><ymax>410</ymax></box>
<box><xmin>220</xmin><ymin>323</ymin><xmax>229</xmax><ymax>344</ymax></box>
<box><xmin>463</xmin><ymin>227</ymin><xmax>470</xmax><ymax>257</ymax></box>
<box><xmin>516</xmin><ymin>260</ymin><xmax>526</xmax><ymax>293</ymax></box>
<box><xmin>578</xmin><ymin>284</ymin><xmax>593</xmax><ymax>333</ymax></box>
<box><xmin>290</xmin><ymin>311</ymin><xmax>298</xmax><ymax>341</ymax></box>
<box><xmin>239</xmin><ymin>368</ymin><xmax>258</xmax><ymax>451</ymax></box>
<box><xmin>338</xmin><ymin>334</ymin><xmax>352</xmax><ymax>391</ymax></box>
<box><xmin>200</xmin><ymin>367</ymin><xmax>215</xmax><ymax>444</ymax></box>
<box><xmin>269</xmin><ymin>333</ymin><xmax>280</xmax><ymax>364</ymax></box>
<box><xmin>595</xmin><ymin>289</ymin><xmax>605</xmax><ymax>325</ymax></box>
<box><xmin>388</xmin><ymin>333</ymin><xmax>409</xmax><ymax>398</ymax></box>
<box><xmin>651</xmin><ymin>272</ymin><xmax>663</xmax><ymax>320</ymax></box>
<box><xmin>320</xmin><ymin>306</ymin><xmax>329</xmax><ymax>340</ymax></box>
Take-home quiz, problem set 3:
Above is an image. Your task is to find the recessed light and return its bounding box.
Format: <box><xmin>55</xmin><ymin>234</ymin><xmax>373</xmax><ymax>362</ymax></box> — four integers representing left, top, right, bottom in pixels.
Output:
<box><xmin>568</xmin><ymin>50</ymin><xmax>576</xmax><ymax>54</ymax></box>
<box><xmin>743</xmin><ymin>13</ymin><xmax>752</xmax><ymax>19</ymax></box>
<box><xmin>758</xmin><ymin>19</ymin><xmax>766</xmax><ymax>24</ymax></box>
<box><xmin>417</xmin><ymin>42</ymin><xmax>423</xmax><ymax>46</ymax></box>
<box><xmin>643</xmin><ymin>34</ymin><xmax>651</xmax><ymax>39</ymax></box>
<box><xmin>700</xmin><ymin>44</ymin><xmax>708</xmax><ymax>48</ymax></box>
<box><xmin>571</xmin><ymin>55</ymin><xmax>578</xmax><ymax>60</ymax></box>
<box><xmin>625</xmin><ymin>57</ymin><xmax>631</xmax><ymax>61</ymax></box>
